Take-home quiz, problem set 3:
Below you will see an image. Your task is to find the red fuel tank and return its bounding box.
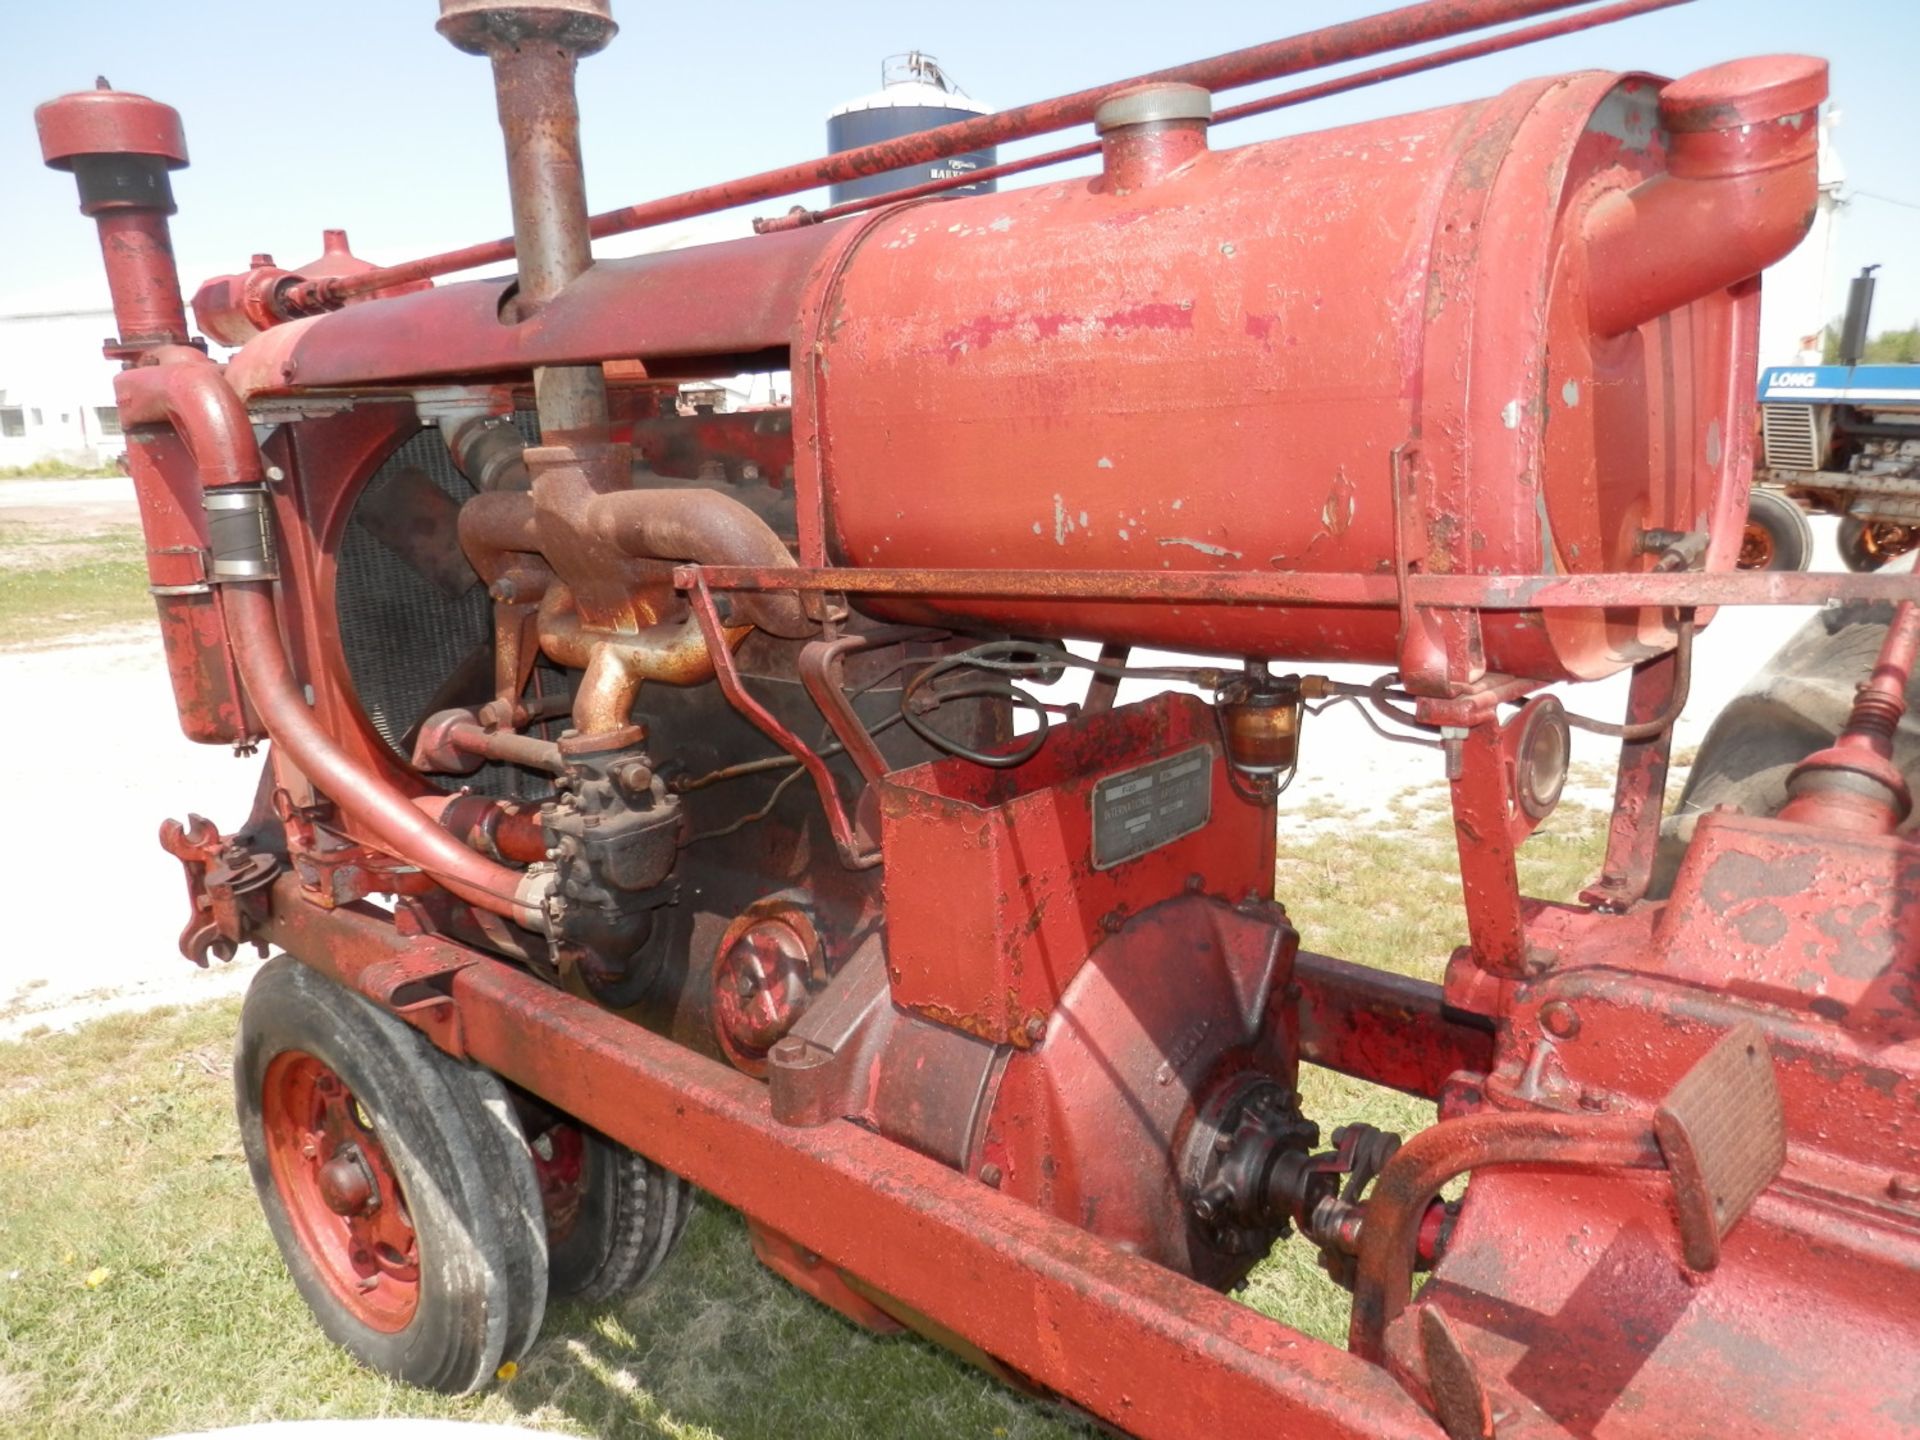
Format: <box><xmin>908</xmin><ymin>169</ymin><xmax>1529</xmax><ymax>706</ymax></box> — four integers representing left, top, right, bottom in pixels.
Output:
<box><xmin>800</xmin><ymin>58</ymin><xmax>1825</xmax><ymax>685</ymax></box>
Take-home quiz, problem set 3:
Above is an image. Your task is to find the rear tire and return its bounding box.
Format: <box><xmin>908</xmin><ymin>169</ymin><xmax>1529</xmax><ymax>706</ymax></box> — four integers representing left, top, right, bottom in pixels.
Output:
<box><xmin>528</xmin><ymin>1115</ymin><xmax>696</xmax><ymax>1305</ymax></box>
<box><xmin>1837</xmin><ymin>517</ymin><xmax>1918</xmax><ymax>573</ymax></box>
<box><xmin>1738</xmin><ymin>489</ymin><xmax>1814</xmax><ymax>573</ymax></box>
<box><xmin>1651</xmin><ymin>603</ymin><xmax>1919</xmax><ymax>897</ymax></box>
<box><xmin>236</xmin><ymin>955</ymin><xmax>549</xmax><ymax>1394</ymax></box>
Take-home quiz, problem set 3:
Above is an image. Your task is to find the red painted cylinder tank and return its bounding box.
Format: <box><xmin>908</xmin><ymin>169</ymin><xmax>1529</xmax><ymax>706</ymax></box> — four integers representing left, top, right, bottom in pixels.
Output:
<box><xmin>800</xmin><ymin>57</ymin><xmax>1826</xmax><ymax>686</ymax></box>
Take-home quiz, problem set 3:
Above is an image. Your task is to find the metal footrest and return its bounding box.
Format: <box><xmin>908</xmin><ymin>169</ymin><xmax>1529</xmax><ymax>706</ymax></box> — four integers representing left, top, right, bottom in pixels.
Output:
<box><xmin>1654</xmin><ymin>1021</ymin><xmax>1786</xmax><ymax>1270</ymax></box>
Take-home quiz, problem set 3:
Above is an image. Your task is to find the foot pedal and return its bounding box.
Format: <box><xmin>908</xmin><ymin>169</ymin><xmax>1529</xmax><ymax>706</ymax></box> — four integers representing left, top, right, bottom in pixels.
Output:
<box><xmin>1654</xmin><ymin>1022</ymin><xmax>1784</xmax><ymax>1270</ymax></box>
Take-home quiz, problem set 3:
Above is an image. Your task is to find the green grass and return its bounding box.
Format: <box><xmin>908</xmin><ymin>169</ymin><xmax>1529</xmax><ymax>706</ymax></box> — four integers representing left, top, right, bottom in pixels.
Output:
<box><xmin>0</xmin><ymin>802</ymin><xmax>1611</xmax><ymax>1439</ymax></box>
<box><xmin>0</xmin><ymin>459</ymin><xmax>122</xmax><ymax>480</ymax></box>
<box><xmin>0</xmin><ymin>1003</ymin><xmax>1092</xmax><ymax>1439</ymax></box>
<box><xmin>0</xmin><ymin>523</ymin><xmax>151</xmax><ymax>643</ymax></box>
<box><xmin>1246</xmin><ymin>800</ymin><xmax>1610</xmax><ymax>1343</ymax></box>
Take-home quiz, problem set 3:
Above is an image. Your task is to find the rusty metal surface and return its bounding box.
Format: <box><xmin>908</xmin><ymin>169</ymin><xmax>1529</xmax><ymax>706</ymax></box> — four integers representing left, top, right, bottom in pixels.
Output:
<box><xmin>1399</xmin><ymin>1149</ymin><xmax>1920</xmax><ymax>1436</ymax></box>
<box><xmin>797</xmin><ymin>59</ymin><xmax>1821</xmax><ymax>687</ymax></box>
<box><xmin>44</xmin><ymin>5</ymin><xmax>1920</xmax><ymax>1434</ymax></box>
<box><xmin>1418</xmin><ymin>1308</ymin><xmax>1496</xmax><ymax>1440</ymax></box>
<box><xmin>1418</xmin><ymin>787</ymin><xmax>1920</xmax><ymax>1435</ymax></box>
<box><xmin>1292</xmin><ymin>951</ymin><xmax>1494</xmax><ymax>1100</ymax></box>
<box><xmin>679</xmin><ymin>562</ymin><xmax>1915</xmax><ymax>612</ymax></box>
<box><xmin>1653</xmin><ymin>1022</ymin><xmax>1785</xmax><ymax>1271</ymax></box>
<box><xmin>1350</xmin><ymin>1108</ymin><xmax>1667</xmax><ymax>1361</ymax></box>
<box><xmin>977</xmin><ymin>892</ymin><xmax>1300</xmax><ymax>1288</ymax></box>
<box><xmin>1580</xmin><ymin>647</ymin><xmax>1681</xmax><ymax>909</ymax></box>
<box><xmin>220</xmin><ymin>222</ymin><xmax>845</xmax><ymax>396</ymax></box>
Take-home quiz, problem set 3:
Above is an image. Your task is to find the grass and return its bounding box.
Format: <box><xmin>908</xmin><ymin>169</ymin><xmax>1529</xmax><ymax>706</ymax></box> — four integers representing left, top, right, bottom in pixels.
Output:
<box><xmin>0</xmin><ymin>1003</ymin><xmax>1086</xmax><ymax>1439</ymax></box>
<box><xmin>0</xmin><ymin>522</ymin><xmax>151</xmax><ymax>644</ymax></box>
<box><xmin>0</xmin><ymin>801</ymin><xmax>1612</xmax><ymax>1439</ymax></box>
<box><xmin>0</xmin><ymin>459</ymin><xmax>123</xmax><ymax>480</ymax></box>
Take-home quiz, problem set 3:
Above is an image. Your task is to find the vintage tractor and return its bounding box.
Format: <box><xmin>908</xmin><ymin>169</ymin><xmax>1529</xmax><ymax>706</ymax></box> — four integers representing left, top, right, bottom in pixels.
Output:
<box><xmin>34</xmin><ymin>0</ymin><xmax>1920</xmax><ymax>1434</ymax></box>
<box><xmin>1751</xmin><ymin>266</ymin><xmax>1920</xmax><ymax>573</ymax></box>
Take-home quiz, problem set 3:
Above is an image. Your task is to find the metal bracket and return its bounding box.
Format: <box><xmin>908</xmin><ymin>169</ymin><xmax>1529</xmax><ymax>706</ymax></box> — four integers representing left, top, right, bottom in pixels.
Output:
<box><xmin>357</xmin><ymin>952</ymin><xmax>477</xmax><ymax>1060</ymax></box>
<box><xmin>158</xmin><ymin>813</ymin><xmax>279</xmax><ymax>967</ymax></box>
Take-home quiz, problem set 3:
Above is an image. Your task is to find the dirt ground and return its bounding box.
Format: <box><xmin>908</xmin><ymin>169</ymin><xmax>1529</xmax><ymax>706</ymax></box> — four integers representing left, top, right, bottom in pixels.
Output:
<box><xmin>0</xmin><ymin>474</ymin><xmax>1844</xmax><ymax>1040</ymax></box>
<box><xmin>0</xmin><ymin>476</ymin><xmax>141</xmax><ymax>571</ymax></box>
<box><xmin>0</xmin><ymin>478</ymin><xmax>262</xmax><ymax>1039</ymax></box>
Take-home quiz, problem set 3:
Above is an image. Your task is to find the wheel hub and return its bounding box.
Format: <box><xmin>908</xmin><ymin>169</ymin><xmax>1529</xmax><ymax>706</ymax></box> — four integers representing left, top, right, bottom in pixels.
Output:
<box><xmin>260</xmin><ymin>1050</ymin><xmax>421</xmax><ymax>1331</ymax></box>
<box><xmin>317</xmin><ymin>1145</ymin><xmax>378</xmax><ymax>1216</ymax></box>
<box><xmin>530</xmin><ymin>1122</ymin><xmax>588</xmax><ymax>1242</ymax></box>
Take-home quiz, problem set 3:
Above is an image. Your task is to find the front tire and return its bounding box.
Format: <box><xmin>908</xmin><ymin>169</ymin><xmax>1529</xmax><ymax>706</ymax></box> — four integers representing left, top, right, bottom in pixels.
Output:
<box><xmin>236</xmin><ymin>955</ymin><xmax>549</xmax><ymax>1394</ymax></box>
<box><xmin>1738</xmin><ymin>489</ymin><xmax>1814</xmax><ymax>573</ymax></box>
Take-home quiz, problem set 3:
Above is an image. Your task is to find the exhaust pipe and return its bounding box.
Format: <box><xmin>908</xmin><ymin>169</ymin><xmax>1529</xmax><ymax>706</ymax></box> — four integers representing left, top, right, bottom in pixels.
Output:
<box><xmin>439</xmin><ymin>0</ymin><xmax>616</xmax><ymax>438</ymax></box>
<box><xmin>1839</xmin><ymin>264</ymin><xmax>1880</xmax><ymax>367</ymax></box>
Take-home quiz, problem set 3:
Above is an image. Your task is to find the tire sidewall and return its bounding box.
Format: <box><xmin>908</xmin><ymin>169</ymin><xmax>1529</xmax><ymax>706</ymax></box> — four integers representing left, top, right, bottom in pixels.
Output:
<box><xmin>1748</xmin><ymin>491</ymin><xmax>1813</xmax><ymax>573</ymax></box>
<box><xmin>235</xmin><ymin>956</ymin><xmax>518</xmax><ymax>1394</ymax></box>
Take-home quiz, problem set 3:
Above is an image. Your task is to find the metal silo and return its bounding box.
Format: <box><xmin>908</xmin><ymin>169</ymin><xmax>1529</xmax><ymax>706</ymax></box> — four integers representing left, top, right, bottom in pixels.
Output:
<box><xmin>826</xmin><ymin>52</ymin><xmax>994</xmax><ymax>205</ymax></box>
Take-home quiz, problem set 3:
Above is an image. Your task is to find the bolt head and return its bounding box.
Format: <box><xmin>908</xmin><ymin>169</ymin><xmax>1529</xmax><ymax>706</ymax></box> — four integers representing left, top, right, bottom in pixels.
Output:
<box><xmin>1540</xmin><ymin>1001</ymin><xmax>1581</xmax><ymax>1039</ymax></box>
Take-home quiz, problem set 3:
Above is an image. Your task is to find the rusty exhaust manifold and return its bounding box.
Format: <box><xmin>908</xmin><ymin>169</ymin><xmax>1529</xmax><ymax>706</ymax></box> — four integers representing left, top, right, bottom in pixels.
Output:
<box><xmin>456</xmin><ymin>457</ymin><xmax>808</xmax><ymax>740</ymax></box>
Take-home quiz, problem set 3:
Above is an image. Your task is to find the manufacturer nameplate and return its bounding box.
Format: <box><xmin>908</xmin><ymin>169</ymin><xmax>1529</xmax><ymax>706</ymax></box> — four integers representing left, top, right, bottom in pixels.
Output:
<box><xmin>1091</xmin><ymin>744</ymin><xmax>1212</xmax><ymax>870</ymax></box>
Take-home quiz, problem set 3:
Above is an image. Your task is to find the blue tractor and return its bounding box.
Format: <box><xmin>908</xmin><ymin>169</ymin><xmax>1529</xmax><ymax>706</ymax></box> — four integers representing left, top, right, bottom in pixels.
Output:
<box><xmin>1751</xmin><ymin>264</ymin><xmax>1920</xmax><ymax>572</ymax></box>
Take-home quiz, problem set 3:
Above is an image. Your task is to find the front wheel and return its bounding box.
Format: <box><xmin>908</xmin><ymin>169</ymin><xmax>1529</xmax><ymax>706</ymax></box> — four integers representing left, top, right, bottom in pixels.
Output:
<box><xmin>236</xmin><ymin>955</ymin><xmax>550</xmax><ymax>1394</ymax></box>
<box><xmin>1737</xmin><ymin>489</ymin><xmax>1814</xmax><ymax>573</ymax></box>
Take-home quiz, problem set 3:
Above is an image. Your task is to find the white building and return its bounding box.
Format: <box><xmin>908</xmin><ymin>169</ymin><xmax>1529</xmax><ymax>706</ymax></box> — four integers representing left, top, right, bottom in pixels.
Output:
<box><xmin>0</xmin><ymin>307</ymin><xmax>126</xmax><ymax>472</ymax></box>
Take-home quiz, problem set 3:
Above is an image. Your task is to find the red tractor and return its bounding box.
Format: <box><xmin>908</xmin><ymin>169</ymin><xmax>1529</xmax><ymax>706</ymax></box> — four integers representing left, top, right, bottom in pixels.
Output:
<box><xmin>34</xmin><ymin>1</ymin><xmax>1920</xmax><ymax>1434</ymax></box>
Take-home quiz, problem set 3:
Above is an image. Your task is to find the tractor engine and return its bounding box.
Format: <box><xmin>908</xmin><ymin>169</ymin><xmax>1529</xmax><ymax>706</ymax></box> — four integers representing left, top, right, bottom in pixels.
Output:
<box><xmin>34</xmin><ymin>1</ymin><xmax>1920</xmax><ymax>1435</ymax></box>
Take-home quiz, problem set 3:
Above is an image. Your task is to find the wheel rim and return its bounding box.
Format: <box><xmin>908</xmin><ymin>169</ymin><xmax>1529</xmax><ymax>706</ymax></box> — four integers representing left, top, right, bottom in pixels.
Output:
<box><xmin>260</xmin><ymin>1051</ymin><xmax>421</xmax><ymax>1331</ymax></box>
<box><xmin>1864</xmin><ymin>522</ymin><xmax>1915</xmax><ymax>563</ymax></box>
<box><xmin>529</xmin><ymin>1123</ymin><xmax>588</xmax><ymax>1245</ymax></box>
<box><xmin>1738</xmin><ymin>520</ymin><xmax>1776</xmax><ymax>571</ymax></box>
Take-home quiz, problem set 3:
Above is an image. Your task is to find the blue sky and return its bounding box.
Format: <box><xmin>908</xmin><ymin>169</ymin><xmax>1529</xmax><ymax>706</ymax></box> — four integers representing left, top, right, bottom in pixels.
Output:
<box><xmin>5</xmin><ymin>1</ymin><xmax>1918</xmax><ymax>328</ymax></box>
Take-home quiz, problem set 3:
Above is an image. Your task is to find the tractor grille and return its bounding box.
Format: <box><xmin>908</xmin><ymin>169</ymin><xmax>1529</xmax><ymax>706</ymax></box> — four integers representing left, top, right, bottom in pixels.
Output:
<box><xmin>1761</xmin><ymin>403</ymin><xmax>1823</xmax><ymax>473</ymax></box>
<box><xmin>334</xmin><ymin>416</ymin><xmax>543</xmax><ymax>797</ymax></box>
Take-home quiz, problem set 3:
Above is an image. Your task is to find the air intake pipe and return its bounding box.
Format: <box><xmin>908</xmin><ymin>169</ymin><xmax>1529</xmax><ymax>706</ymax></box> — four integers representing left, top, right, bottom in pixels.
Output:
<box><xmin>1583</xmin><ymin>56</ymin><xmax>1827</xmax><ymax>339</ymax></box>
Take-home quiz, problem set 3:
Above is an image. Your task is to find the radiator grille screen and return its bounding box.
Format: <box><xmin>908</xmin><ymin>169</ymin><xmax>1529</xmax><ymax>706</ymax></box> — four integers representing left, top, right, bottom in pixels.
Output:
<box><xmin>334</xmin><ymin>416</ymin><xmax>542</xmax><ymax>796</ymax></box>
<box><xmin>1762</xmin><ymin>403</ymin><xmax>1822</xmax><ymax>473</ymax></box>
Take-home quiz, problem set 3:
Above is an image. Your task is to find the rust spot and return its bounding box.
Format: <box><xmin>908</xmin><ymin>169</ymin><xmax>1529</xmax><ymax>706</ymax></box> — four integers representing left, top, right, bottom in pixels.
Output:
<box><xmin>1698</xmin><ymin>850</ymin><xmax>1817</xmax><ymax>915</ymax></box>
<box><xmin>1732</xmin><ymin>904</ymin><xmax>1789</xmax><ymax>948</ymax></box>
<box><xmin>1098</xmin><ymin>301</ymin><xmax>1195</xmax><ymax>334</ymax></box>
<box><xmin>941</xmin><ymin>313</ymin><xmax>1018</xmax><ymax>360</ymax></box>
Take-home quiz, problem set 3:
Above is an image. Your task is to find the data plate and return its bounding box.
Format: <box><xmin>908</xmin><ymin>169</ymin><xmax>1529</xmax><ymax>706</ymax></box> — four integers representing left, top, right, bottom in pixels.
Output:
<box><xmin>1091</xmin><ymin>744</ymin><xmax>1213</xmax><ymax>870</ymax></box>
